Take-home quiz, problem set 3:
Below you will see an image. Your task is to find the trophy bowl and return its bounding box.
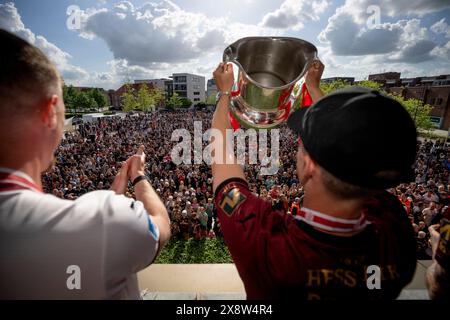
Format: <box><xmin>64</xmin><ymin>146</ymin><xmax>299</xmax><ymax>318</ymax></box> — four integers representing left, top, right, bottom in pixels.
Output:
<box><xmin>223</xmin><ymin>37</ymin><xmax>318</xmax><ymax>129</ymax></box>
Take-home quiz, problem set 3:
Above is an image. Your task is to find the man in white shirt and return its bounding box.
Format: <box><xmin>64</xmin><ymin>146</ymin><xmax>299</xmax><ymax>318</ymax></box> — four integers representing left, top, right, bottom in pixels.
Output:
<box><xmin>0</xmin><ymin>30</ymin><xmax>170</xmax><ymax>299</ymax></box>
<box><xmin>422</xmin><ymin>202</ymin><xmax>439</xmax><ymax>226</ymax></box>
<box><xmin>422</xmin><ymin>189</ymin><xmax>439</xmax><ymax>205</ymax></box>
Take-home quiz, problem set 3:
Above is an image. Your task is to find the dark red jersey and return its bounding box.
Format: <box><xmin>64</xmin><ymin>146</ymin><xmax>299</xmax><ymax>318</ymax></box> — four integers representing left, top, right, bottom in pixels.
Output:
<box><xmin>214</xmin><ymin>178</ymin><xmax>417</xmax><ymax>300</ymax></box>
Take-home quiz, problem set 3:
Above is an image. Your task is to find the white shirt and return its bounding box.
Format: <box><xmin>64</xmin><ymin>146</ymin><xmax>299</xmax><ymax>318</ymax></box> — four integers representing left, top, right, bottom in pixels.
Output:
<box><xmin>0</xmin><ymin>168</ymin><xmax>159</xmax><ymax>299</ymax></box>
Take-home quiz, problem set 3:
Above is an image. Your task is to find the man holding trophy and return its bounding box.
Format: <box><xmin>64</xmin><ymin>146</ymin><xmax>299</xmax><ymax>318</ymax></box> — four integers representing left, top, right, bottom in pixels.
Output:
<box><xmin>211</xmin><ymin>37</ymin><xmax>418</xmax><ymax>300</ymax></box>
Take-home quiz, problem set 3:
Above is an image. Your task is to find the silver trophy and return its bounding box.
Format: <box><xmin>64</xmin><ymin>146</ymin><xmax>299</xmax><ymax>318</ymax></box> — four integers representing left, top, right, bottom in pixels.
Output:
<box><xmin>223</xmin><ymin>37</ymin><xmax>318</xmax><ymax>129</ymax></box>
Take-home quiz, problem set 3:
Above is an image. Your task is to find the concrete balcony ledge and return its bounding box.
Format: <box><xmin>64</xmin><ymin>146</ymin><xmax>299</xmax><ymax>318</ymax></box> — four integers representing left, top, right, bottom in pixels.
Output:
<box><xmin>138</xmin><ymin>261</ymin><xmax>432</xmax><ymax>300</ymax></box>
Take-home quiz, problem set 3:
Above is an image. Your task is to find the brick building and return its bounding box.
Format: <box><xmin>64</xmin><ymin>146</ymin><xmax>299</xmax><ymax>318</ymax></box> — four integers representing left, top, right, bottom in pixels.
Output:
<box><xmin>377</xmin><ymin>73</ymin><xmax>450</xmax><ymax>130</ymax></box>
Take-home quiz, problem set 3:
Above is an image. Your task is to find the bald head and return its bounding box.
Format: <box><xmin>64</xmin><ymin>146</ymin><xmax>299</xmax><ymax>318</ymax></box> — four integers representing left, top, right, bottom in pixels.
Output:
<box><xmin>0</xmin><ymin>29</ymin><xmax>61</xmax><ymax>118</ymax></box>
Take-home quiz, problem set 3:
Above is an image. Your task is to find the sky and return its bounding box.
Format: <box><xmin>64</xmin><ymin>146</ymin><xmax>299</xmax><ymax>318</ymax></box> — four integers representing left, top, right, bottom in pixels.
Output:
<box><xmin>1</xmin><ymin>0</ymin><xmax>449</xmax><ymax>90</ymax></box>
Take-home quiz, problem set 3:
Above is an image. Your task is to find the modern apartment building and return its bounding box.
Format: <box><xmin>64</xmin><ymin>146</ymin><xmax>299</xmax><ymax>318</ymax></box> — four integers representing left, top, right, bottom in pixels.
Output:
<box><xmin>172</xmin><ymin>73</ymin><xmax>205</xmax><ymax>105</ymax></box>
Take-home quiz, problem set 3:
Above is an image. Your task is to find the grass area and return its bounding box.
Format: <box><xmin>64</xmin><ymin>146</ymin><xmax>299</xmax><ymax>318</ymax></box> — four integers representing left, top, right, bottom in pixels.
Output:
<box><xmin>418</xmin><ymin>130</ymin><xmax>448</xmax><ymax>140</ymax></box>
<box><xmin>155</xmin><ymin>237</ymin><xmax>233</xmax><ymax>264</ymax></box>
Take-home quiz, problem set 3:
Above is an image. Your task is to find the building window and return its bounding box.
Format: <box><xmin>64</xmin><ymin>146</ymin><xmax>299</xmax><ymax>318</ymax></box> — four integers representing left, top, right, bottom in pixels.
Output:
<box><xmin>174</xmin><ymin>84</ymin><xmax>187</xmax><ymax>91</ymax></box>
<box><xmin>193</xmin><ymin>91</ymin><xmax>200</xmax><ymax>95</ymax></box>
<box><xmin>175</xmin><ymin>91</ymin><xmax>187</xmax><ymax>97</ymax></box>
<box><xmin>174</xmin><ymin>76</ymin><xmax>186</xmax><ymax>83</ymax></box>
<box><xmin>430</xmin><ymin>98</ymin><xmax>436</xmax><ymax>105</ymax></box>
<box><xmin>194</xmin><ymin>98</ymin><xmax>200</xmax><ymax>101</ymax></box>
<box><xmin>436</xmin><ymin>98</ymin><xmax>443</xmax><ymax>105</ymax></box>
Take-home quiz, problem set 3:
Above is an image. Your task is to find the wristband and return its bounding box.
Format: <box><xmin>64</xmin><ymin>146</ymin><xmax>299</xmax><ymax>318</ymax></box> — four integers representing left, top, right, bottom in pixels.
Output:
<box><xmin>132</xmin><ymin>175</ymin><xmax>149</xmax><ymax>187</ymax></box>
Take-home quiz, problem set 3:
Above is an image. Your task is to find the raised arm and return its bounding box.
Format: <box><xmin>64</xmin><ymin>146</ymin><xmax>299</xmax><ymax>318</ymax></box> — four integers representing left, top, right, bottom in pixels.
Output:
<box><xmin>211</xmin><ymin>63</ymin><xmax>246</xmax><ymax>193</ymax></box>
<box><xmin>305</xmin><ymin>60</ymin><xmax>325</xmax><ymax>103</ymax></box>
<box><xmin>128</xmin><ymin>145</ymin><xmax>171</xmax><ymax>247</ymax></box>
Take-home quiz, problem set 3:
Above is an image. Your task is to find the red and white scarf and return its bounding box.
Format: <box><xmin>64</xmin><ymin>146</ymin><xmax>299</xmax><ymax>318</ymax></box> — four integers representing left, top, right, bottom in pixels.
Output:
<box><xmin>0</xmin><ymin>168</ymin><xmax>42</xmax><ymax>193</ymax></box>
<box><xmin>294</xmin><ymin>207</ymin><xmax>370</xmax><ymax>234</ymax></box>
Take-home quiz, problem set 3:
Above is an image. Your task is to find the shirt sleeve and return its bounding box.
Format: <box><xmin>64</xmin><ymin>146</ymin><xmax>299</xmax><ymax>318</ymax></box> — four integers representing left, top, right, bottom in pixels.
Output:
<box><xmin>101</xmin><ymin>192</ymin><xmax>159</xmax><ymax>279</ymax></box>
<box><xmin>214</xmin><ymin>177</ymin><xmax>285</xmax><ymax>290</ymax></box>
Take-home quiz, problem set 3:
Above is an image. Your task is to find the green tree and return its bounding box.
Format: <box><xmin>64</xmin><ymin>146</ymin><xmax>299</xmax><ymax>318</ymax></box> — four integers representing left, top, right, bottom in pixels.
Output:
<box><xmin>63</xmin><ymin>85</ymin><xmax>79</xmax><ymax>111</ymax></box>
<box><xmin>74</xmin><ymin>91</ymin><xmax>93</xmax><ymax>110</ymax></box>
<box><xmin>390</xmin><ymin>94</ymin><xmax>433</xmax><ymax>130</ymax></box>
<box><xmin>89</xmin><ymin>96</ymin><xmax>98</xmax><ymax>111</ymax></box>
<box><xmin>356</xmin><ymin>80</ymin><xmax>382</xmax><ymax>91</ymax></box>
<box><xmin>180</xmin><ymin>97</ymin><xmax>192</xmax><ymax>108</ymax></box>
<box><xmin>166</xmin><ymin>92</ymin><xmax>182</xmax><ymax>109</ymax></box>
<box><xmin>319</xmin><ymin>79</ymin><xmax>351</xmax><ymax>95</ymax></box>
<box><xmin>121</xmin><ymin>84</ymin><xmax>138</xmax><ymax>112</ymax></box>
<box><xmin>90</xmin><ymin>88</ymin><xmax>107</xmax><ymax>110</ymax></box>
<box><xmin>137</xmin><ymin>84</ymin><xmax>154</xmax><ymax>112</ymax></box>
<box><xmin>150</xmin><ymin>88</ymin><xmax>165</xmax><ymax>109</ymax></box>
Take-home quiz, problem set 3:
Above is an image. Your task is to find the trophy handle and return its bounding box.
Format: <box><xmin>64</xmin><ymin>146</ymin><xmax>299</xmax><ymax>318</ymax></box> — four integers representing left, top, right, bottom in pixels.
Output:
<box><xmin>291</xmin><ymin>58</ymin><xmax>320</xmax><ymax>110</ymax></box>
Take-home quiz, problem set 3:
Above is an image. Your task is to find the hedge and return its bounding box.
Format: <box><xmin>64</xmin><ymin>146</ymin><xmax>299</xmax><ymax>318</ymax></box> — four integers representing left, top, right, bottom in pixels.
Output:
<box><xmin>155</xmin><ymin>237</ymin><xmax>233</xmax><ymax>264</ymax></box>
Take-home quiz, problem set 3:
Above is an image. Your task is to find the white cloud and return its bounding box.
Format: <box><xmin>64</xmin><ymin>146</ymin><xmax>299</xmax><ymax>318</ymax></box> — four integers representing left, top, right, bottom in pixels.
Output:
<box><xmin>341</xmin><ymin>0</ymin><xmax>450</xmax><ymax>22</ymax></box>
<box><xmin>260</xmin><ymin>0</ymin><xmax>329</xmax><ymax>30</ymax></box>
<box><xmin>431</xmin><ymin>18</ymin><xmax>450</xmax><ymax>38</ymax></box>
<box><xmin>315</xmin><ymin>0</ymin><xmax>450</xmax><ymax>79</ymax></box>
<box><xmin>383</xmin><ymin>19</ymin><xmax>437</xmax><ymax>63</ymax></box>
<box><xmin>71</xmin><ymin>0</ymin><xmax>281</xmax><ymax>88</ymax></box>
<box><xmin>431</xmin><ymin>40</ymin><xmax>450</xmax><ymax>60</ymax></box>
<box><xmin>0</xmin><ymin>2</ymin><xmax>89</xmax><ymax>84</ymax></box>
<box><xmin>319</xmin><ymin>11</ymin><xmax>403</xmax><ymax>55</ymax></box>
<box><xmin>2</xmin><ymin>0</ymin><xmax>449</xmax><ymax>89</ymax></box>
<box><xmin>79</xmin><ymin>0</ymin><xmax>274</xmax><ymax>66</ymax></box>
<box><xmin>377</xmin><ymin>0</ymin><xmax>450</xmax><ymax>16</ymax></box>
<box><xmin>319</xmin><ymin>0</ymin><xmax>441</xmax><ymax>63</ymax></box>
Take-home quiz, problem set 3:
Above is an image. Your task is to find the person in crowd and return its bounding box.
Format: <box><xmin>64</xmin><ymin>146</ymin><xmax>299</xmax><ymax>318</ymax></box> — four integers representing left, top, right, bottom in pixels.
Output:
<box><xmin>423</xmin><ymin>202</ymin><xmax>439</xmax><ymax>226</ymax></box>
<box><xmin>426</xmin><ymin>208</ymin><xmax>450</xmax><ymax>300</ymax></box>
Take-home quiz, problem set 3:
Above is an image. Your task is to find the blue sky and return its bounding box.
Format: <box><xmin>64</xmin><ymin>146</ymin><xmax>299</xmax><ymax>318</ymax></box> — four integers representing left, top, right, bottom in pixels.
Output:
<box><xmin>1</xmin><ymin>0</ymin><xmax>449</xmax><ymax>89</ymax></box>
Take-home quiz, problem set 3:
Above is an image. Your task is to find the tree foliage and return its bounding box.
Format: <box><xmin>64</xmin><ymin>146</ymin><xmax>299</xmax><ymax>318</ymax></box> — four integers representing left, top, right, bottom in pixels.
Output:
<box><xmin>390</xmin><ymin>94</ymin><xmax>433</xmax><ymax>130</ymax></box>
<box><xmin>318</xmin><ymin>79</ymin><xmax>433</xmax><ymax>130</ymax></box>
<box><xmin>90</xmin><ymin>88</ymin><xmax>107</xmax><ymax>109</ymax></box>
<box><xmin>319</xmin><ymin>79</ymin><xmax>351</xmax><ymax>95</ymax></box>
<box><xmin>122</xmin><ymin>84</ymin><xmax>165</xmax><ymax>112</ymax></box>
<box><xmin>180</xmin><ymin>97</ymin><xmax>193</xmax><ymax>108</ymax></box>
<box><xmin>151</xmin><ymin>88</ymin><xmax>165</xmax><ymax>107</ymax></box>
<box><xmin>137</xmin><ymin>84</ymin><xmax>153</xmax><ymax>112</ymax></box>
<box><xmin>122</xmin><ymin>83</ymin><xmax>138</xmax><ymax>112</ymax></box>
<box><xmin>63</xmin><ymin>85</ymin><xmax>107</xmax><ymax>112</ymax></box>
<box><xmin>166</xmin><ymin>92</ymin><xmax>182</xmax><ymax>109</ymax></box>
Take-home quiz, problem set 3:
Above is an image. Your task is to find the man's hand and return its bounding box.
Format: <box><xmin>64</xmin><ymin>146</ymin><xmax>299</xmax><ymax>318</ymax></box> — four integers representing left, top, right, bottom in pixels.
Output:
<box><xmin>110</xmin><ymin>161</ymin><xmax>129</xmax><ymax>194</ymax></box>
<box><xmin>305</xmin><ymin>60</ymin><xmax>325</xmax><ymax>103</ymax></box>
<box><xmin>127</xmin><ymin>145</ymin><xmax>146</xmax><ymax>181</ymax></box>
<box><xmin>213</xmin><ymin>63</ymin><xmax>234</xmax><ymax>93</ymax></box>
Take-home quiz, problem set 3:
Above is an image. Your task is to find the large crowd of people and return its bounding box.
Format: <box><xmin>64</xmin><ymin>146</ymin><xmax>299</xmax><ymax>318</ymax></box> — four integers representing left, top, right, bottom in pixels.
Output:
<box><xmin>42</xmin><ymin>110</ymin><xmax>449</xmax><ymax>259</ymax></box>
